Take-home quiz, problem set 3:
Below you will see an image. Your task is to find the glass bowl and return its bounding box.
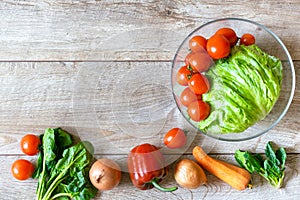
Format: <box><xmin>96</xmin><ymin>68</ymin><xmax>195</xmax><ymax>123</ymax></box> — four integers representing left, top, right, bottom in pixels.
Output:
<box><xmin>171</xmin><ymin>18</ymin><xmax>295</xmax><ymax>141</ymax></box>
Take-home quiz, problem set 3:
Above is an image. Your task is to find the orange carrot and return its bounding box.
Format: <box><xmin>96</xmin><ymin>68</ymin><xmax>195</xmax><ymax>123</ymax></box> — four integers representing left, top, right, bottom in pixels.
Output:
<box><xmin>218</xmin><ymin>159</ymin><xmax>252</xmax><ymax>180</ymax></box>
<box><xmin>192</xmin><ymin>146</ymin><xmax>251</xmax><ymax>190</ymax></box>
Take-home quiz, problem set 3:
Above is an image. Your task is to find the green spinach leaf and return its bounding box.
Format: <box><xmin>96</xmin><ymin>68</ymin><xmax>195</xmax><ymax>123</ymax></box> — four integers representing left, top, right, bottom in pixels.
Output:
<box><xmin>276</xmin><ymin>147</ymin><xmax>287</xmax><ymax>168</ymax></box>
<box><xmin>33</xmin><ymin>128</ymin><xmax>97</xmax><ymax>200</ymax></box>
<box><xmin>235</xmin><ymin>141</ymin><xmax>286</xmax><ymax>189</ymax></box>
<box><xmin>234</xmin><ymin>150</ymin><xmax>263</xmax><ymax>173</ymax></box>
<box><xmin>265</xmin><ymin>142</ymin><xmax>280</xmax><ymax>166</ymax></box>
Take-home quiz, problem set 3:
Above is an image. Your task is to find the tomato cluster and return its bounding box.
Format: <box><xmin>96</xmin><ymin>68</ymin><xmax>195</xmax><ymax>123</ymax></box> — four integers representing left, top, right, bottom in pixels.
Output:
<box><xmin>176</xmin><ymin>27</ymin><xmax>255</xmax><ymax>122</ymax></box>
<box><xmin>11</xmin><ymin>134</ymin><xmax>41</xmax><ymax>181</ymax></box>
<box><xmin>206</xmin><ymin>28</ymin><xmax>255</xmax><ymax>59</ymax></box>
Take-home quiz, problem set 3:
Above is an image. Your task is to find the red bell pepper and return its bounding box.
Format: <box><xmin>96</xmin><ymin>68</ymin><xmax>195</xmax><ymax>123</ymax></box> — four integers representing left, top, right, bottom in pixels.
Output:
<box><xmin>127</xmin><ymin>143</ymin><xmax>177</xmax><ymax>192</ymax></box>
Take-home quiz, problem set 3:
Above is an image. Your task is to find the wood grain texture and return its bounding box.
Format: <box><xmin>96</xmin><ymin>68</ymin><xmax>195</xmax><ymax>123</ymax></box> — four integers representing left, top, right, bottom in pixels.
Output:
<box><xmin>0</xmin><ymin>1</ymin><xmax>299</xmax><ymax>199</ymax></box>
<box><xmin>1</xmin><ymin>154</ymin><xmax>299</xmax><ymax>200</ymax></box>
<box><xmin>0</xmin><ymin>0</ymin><xmax>299</xmax><ymax>61</ymax></box>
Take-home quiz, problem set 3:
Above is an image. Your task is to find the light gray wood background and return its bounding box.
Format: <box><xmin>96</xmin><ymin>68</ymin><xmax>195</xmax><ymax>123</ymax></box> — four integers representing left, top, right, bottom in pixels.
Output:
<box><xmin>0</xmin><ymin>0</ymin><xmax>299</xmax><ymax>199</ymax></box>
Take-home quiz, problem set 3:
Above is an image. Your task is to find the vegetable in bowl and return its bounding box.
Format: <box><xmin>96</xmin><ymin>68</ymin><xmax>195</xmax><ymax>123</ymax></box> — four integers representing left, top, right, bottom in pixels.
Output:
<box><xmin>199</xmin><ymin>44</ymin><xmax>282</xmax><ymax>134</ymax></box>
<box><xmin>172</xmin><ymin>18</ymin><xmax>295</xmax><ymax>141</ymax></box>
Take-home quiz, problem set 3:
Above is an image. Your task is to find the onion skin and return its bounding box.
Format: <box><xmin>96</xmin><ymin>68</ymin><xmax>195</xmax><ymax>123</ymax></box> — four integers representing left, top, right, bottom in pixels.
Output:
<box><xmin>174</xmin><ymin>159</ymin><xmax>207</xmax><ymax>189</ymax></box>
<box><xmin>89</xmin><ymin>158</ymin><xmax>122</xmax><ymax>191</ymax></box>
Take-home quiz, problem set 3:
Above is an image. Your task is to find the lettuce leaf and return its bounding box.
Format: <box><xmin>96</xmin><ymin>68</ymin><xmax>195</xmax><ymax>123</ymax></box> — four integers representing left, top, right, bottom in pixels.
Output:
<box><xmin>199</xmin><ymin>45</ymin><xmax>282</xmax><ymax>134</ymax></box>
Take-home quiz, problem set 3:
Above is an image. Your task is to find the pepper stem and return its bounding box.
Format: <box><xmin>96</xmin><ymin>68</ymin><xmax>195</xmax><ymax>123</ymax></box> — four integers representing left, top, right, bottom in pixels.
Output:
<box><xmin>150</xmin><ymin>178</ymin><xmax>178</xmax><ymax>192</ymax></box>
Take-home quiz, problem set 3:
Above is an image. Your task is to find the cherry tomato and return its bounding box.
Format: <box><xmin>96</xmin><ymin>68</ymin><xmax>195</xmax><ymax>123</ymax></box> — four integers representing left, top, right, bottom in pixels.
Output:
<box><xmin>185</xmin><ymin>51</ymin><xmax>212</xmax><ymax>73</ymax></box>
<box><xmin>11</xmin><ymin>159</ymin><xmax>35</xmax><ymax>180</ymax></box>
<box><xmin>206</xmin><ymin>34</ymin><xmax>231</xmax><ymax>59</ymax></box>
<box><xmin>240</xmin><ymin>33</ymin><xmax>255</xmax><ymax>46</ymax></box>
<box><xmin>180</xmin><ymin>87</ymin><xmax>202</xmax><ymax>107</ymax></box>
<box><xmin>189</xmin><ymin>35</ymin><xmax>207</xmax><ymax>52</ymax></box>
<box><xmin>187</xmin><ymin>100</ymin><xmax>210</xmax><ymax>122</ymax></box>
<box><xmin>185</xmin><ymin>52</ymin><xmax>192</xmax><ymax>66</ymax></box>
<box><xmin>164</xmin><ymin>128</ymin><xmax>187</xmax><ymax>149</ymax></box>
<box><xmin>188</xmin><ymin>73</ymin><xmax>210</xmax><ymax>95</ymax></box>
<box><xmin>20</xmin><ymin>134</ymin><xmax>41</xmax><ymax>156</ymax></box>
<box><xmin>215</xmin><ymin>27</ymin><xmax>238</xmax><ymax>47</ymax></box>
<box><xmin>176</xmin><ymin>66</ymin><xmax>192</xmax><ymax>86</ymax></box>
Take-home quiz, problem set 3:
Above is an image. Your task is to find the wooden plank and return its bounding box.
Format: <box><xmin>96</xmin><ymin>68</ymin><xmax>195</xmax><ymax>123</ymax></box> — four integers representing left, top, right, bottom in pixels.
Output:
<box><xmin>1</xmin><ymin>154</ymin><xmax>299</xmax><ymax>200</ymax></box>
<box><xmin>0</xmin><ymin>0</ymin><xmax>299</xmax><ymax>61</ymax></box>
<box><xmin>0</xmin><ymin>61</ymin><xmax>299</xmax><ymax>155</ymax></box>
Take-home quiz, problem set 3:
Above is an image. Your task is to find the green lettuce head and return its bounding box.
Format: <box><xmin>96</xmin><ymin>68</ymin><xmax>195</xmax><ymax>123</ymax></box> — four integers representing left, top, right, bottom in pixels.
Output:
<box><xmin>199</xmin><ymin>45</ymin><xmax>282</xmax><ymax>134</ymax></box>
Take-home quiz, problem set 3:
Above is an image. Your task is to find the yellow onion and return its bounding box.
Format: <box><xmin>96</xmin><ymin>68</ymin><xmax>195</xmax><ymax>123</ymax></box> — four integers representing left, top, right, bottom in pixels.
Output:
<box><xmin>174</xmin><ymin>159</ymin><xmax>207</xmax><ymax>189</ymax></box>
<box><xmin>89</xmin><ymin>158</ymin><xmax>122</xmax><ymax>191</ymax></box>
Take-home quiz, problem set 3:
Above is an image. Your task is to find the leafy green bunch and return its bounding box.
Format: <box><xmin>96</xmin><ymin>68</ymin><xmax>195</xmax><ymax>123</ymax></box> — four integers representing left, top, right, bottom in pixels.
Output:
<box><xmin>33</xmin><ymin>128</ymin><xmax>98</xmax><ymax>200</ymax></box>
<box><xmin>235</xmin><ymin>142</ymin><xmax>286</xmax><ymax>189</ymax></box>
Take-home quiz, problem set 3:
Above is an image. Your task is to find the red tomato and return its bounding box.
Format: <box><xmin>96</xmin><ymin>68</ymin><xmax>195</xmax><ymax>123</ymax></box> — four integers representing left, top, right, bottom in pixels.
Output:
<box><xmin>11</xmin><ymin>159</ymin><xmax>35</xmax><ymax>180</ymax></box>
<box><xmin>185</xmin><ymin>51</ymin><xmax>212</xmax><ymax>73</ymax></box>
<box><xmin>189</xmin><ymin>35</ymin><xmax>207</xmax><ymax>52</ymax></box>
<box><xmin>164</xmin><ymin>128</ymin><xmax>187</xmax><ymax>149</ymax></box>
<box><xmin>188</xmin><ymin>73</ymin><xmax>210</xmax><ymax>95</ymax></box>
<box><xmin>176</xmin><ymin>66</ymin><xmax>192</xmax><ymax>86</ymax></box>
<box><xmin>20</xmin><ymin>134</ymin><xmax>41</xmax><ymax>156</ymax></box>
<box><xmin>180</xmin><ymin>87</ymin><xmax>202</xmax><ymax>107</ymax></box>
<box><xmin>187</xmin><ymin>100</ymin><xmax>210</xmax><ymax>122</ymax></box>
<box><xmin>215</xmin><ymin>27</ymin><xmax>238</xmax><ymax>47</ymax></box>
<box><xmin>206</xmin><ymin>34</ymin><xmax>231</xmax><ymax>59</ymax></box>
<box><xmin>184</xmin><ymin>52</ymin><xmax>192</xmax><ymax>66</ymax></box>
<box><xmin>240</xmin><ymin>33</ymin><xmax>255</xmax><ymax>46</ymax></box>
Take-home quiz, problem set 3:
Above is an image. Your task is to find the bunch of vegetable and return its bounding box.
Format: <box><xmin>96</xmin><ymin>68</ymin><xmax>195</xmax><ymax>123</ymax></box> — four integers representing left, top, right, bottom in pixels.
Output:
<box><xmin>11</xmin><ymin>129</ymin><xmax>288</xmax><ymax>195</ymax></box>
<box><xmin>177</xmin><ymin>28</ymin><xmax>256</xmax><ymax>123</ymax></box>
<box><xmin>235</xmin><ymin>142</ymin><xmax>286</xmax><ymax>189</ymax></box>
<box><xmin>9</xmin><ymin>28</ymin><xmax>286</xmax><ymax>197</ymax></box>
<box><xmin>12</xmin><ymin>128</ymin><xmax>125</xmax><ymax>199</ymax></box>
<box><xmin>32</xmin><ymin>128</ymin><xmax>98</xmax><ymax>200</ymax></box>
<box><xmin>176</xmin><ymin>27</ymin><xmax>282</xmax><ymax>134</ymax></box>
<box><xmin>179</xmin><ymin>141</ymin><xmax>286</xmax><ymax>191</ymax></box>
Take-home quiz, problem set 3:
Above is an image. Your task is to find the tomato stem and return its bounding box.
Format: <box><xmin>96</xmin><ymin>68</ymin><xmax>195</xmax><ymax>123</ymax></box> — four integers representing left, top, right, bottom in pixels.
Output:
<box><xmin>150</xmin><ymin>178</ymin><xmax>177</xmax><ymax>192</ymax></box>
<box><xmin>187</xmin><ymin>65</ymin><xmax>193</xmax><ymax>71</ymax></box>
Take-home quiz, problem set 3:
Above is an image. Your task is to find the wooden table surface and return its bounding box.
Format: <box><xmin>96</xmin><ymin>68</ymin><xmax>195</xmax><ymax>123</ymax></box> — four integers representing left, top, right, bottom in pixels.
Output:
<box><xmin>0</xmin><ymin>1</ymin><xmax>299</xmax><ymax>199</ymax></box>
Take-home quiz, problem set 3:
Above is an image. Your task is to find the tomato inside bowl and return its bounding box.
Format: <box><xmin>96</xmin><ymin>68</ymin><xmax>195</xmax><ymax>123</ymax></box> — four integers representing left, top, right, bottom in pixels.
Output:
<box><xmin>171</xmin><ymin>18</ymin><xmax>295</xmax><ymax>141</ymax></box>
